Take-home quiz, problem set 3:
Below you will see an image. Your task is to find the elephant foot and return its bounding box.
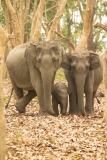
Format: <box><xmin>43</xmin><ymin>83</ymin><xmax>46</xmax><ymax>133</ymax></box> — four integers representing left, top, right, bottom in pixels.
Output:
<box><xmin>86</xmin><ymin>110</ymin><xmax>94</xmax><ymax>116</ymax></box>
<box><xmin>61</xmin><ymin>112</ymin><xmax>66</xmax><ymax>116</ymax></box>
<box><xmin>15</xmin><ymin>101</ymin><xmax>26</xmax><ymax>113</ymax></box>
<box><xmin>54</xmin><ymin>113</ymin><xmax>59</xmax><ymax>117</ymax></box>
<box><xmin>38</xmin><ymin>110</ymin><xmax>51</xmax><ymax>116</ymax></box>
<box><xmin>69</xmin><ymin>110</ymin><xmax>80</xmax><ymax>116</ymax></box>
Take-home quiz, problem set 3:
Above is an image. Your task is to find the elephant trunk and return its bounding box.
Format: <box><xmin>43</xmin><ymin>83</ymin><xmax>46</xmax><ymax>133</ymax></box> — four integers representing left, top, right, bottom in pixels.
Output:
<box><xmin>41</xmin><ymin>70</ymin><xmax>55</xmax><ymax>116</ymax></box>
<box><xmin>75</xmin><ymin>74</ymin><xmax>86</xmax><ymax>116</ymax></box>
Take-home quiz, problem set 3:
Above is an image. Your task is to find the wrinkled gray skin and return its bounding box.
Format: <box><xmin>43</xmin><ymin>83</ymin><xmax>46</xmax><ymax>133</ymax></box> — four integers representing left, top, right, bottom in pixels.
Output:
<box><xmin>52</xmin><ymin>82</ymin><xmax>68</xmax><ymax>116</ymax></box>
<box><xmin>6</xmin><ymin>41</ymin><xmax>63</xmax><ymax>116</ymax></box>
<box><xmin>61</xmin><ymin>49</ymin><xmax>103</xmax><ymax>116</ymax></box>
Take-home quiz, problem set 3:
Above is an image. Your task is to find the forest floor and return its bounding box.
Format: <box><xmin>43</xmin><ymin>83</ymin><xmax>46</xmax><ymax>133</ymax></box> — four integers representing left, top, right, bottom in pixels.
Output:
<box><xmin>3</xmin><ymin>69</ymin><xmax>107</xmax><ymax>160</ymax></box>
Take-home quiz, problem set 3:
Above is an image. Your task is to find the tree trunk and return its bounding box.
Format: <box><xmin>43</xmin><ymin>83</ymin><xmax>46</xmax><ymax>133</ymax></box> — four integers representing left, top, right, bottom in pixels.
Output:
<box><xmin>0</xmin><ymin>58</ymin><xmax>6</xmax><ymax>159</ymax></box>
<box><xmin>102</xmin><ymin>51</ymin><xmax>107</xmax><ymax>122</ymax></box>
<box><xmin>0</xmin><ymin>26</ymin><xmax>6</xmax><ymax>160</ymax></box>
<box><xmin>65</xmin><ymin>4</ymin><xmax>72</xmax><ymax>40</ymax></box>
<box><xmin>46</xmin><ymin>0</ymin><xmax>68</xmax><ymax>40</ymax></box>
<box><xmin>0</xmin><ymin>0</ymin><xmax>2</xmax><ymax>12</ymax></box>
<box><xmin>87</xmin><ymin>0</ymin><xmax>96</xmax><ymax>51</ymax></box>
<box><xmin>5</xmin><ymin>0</ymin><xmax>24</xmax><ymax>45</ymax></box>
<box><xmin>76</xmin><ymin>0</ymin><xmax>96</xmax><ymax>50</ymax></box>
<box><xmin>30</xmin><ymin>0</ymin><xmax>46</xmax><ymax>41</ymax></box>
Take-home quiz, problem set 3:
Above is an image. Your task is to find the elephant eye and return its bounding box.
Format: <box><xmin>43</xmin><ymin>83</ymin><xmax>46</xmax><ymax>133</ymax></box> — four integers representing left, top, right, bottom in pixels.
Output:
<box><xmin>36</xmin><ymin>51</ymin><xmax>42</xmax><ymax>62</ymax></box>
<box><xmin>71</xmin><ymin>64</ymin><xmax>76</xmax><ymax>70</ymax></box>
<box><xmin>36</xmin><ymin>47</ymin><xmax>42</xmax><ymax>56</ymax></box>
<box><xmin>71</xmin><ymin>56</ymin><xmax>77</xmax><ymax>61</ymax></box>
<box><xmin>85</xmin><ymin>63</ymin><xmax>90</xmax><ymax>70</ymax></box>
<box><xmin>50</xmin><ymin>46</ymin><xmax>58</xmax><ymax>54</ymax></box>
<box><xmin>53</xmin><ymin>57</ymin><xmax>56</xmax><ymax>62</ymax></box>
<box><xmin>37</xmin><ymin>57</ymin><xmax>41</xmax><ymax>62</ymax></box>
<box><xmin>85</xmin><ymin>55</ymin><xmax>90</xmax><ymax>61</ymax></box>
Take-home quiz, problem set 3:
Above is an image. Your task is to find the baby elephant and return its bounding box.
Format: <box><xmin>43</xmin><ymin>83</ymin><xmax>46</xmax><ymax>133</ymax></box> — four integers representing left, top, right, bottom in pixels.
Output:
<box><xmin>52</xmin><ymin>82</ymin><xmax>68</xmax><ymax>116</ymax></box>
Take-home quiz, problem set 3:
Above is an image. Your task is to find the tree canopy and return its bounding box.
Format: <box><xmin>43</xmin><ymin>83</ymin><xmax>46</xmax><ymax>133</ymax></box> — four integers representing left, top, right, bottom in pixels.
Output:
<box><xmin>0</xmin><ymin>0</ymin><xmax>107</xmax><ymax>52</ymax></box>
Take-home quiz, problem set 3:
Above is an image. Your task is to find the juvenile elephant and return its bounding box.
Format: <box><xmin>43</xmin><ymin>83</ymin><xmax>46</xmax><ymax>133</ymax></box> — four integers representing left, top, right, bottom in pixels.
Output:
<box><xmin>6</xmin><ymin>41</ymin><xmax>63</xmax><ymax>116</ymax></box>
<box><xmin>52</xmin><ymin>82</ymin><xmax>68</xmax><ymax>116</ymax></box>
<box><xmin>61</xmin><ymin>49</ymin><xmax>103</xmax><ymax>116</ymax></box>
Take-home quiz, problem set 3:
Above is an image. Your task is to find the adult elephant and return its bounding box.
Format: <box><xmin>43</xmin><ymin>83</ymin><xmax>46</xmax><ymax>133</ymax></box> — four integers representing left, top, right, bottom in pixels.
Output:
<box><xmin>61</xmin><ymin>49</ymin><xmax>103</xmax><ymax>116</ymax></box>
<box><xmin>6</xmin><ymin>41</ymin><xmax>63</xmax><ymax>116</ymax></box>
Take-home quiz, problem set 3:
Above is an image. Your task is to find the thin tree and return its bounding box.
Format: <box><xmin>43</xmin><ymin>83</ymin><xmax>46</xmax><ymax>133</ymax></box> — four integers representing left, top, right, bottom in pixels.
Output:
<box><xmin>76</xmin><ymin>0</ymin><xmax>96</xmax><ymax>50</ymax></box>
<box><xmin>5</xmin><ymin>0</ymin><xmax>22</xmax><ymax>45</ymax></box>
<box><xmin>102</xmin><ymin>51</ymin><xmax>107</xmax><ymax>122</ymax></box>
<box><xmin>0</xmin><ymin>25</ymin><xmax>7</xmax><ymax>160</ymax></box>
<box><xmin>46</xmin><ymin>0</ymin><xmax>68</xmax><ymax>40</ymax></box>
<box><xmin>94</xmin><ymin>20</ymin><xmax>107</xmax><ymax>123</ymax></box>
<box><xmin>30</xmin><ymin>0</ymin><xmax>46</xmax><ymax>41</ymax></box>
<box><xmin>0</xmin><ymin>0</ymin><xmax>2</xmax><ymax>12</ymax></box>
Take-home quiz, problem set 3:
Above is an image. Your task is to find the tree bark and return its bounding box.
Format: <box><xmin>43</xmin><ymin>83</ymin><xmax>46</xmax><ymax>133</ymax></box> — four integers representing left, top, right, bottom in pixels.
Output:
<box><xmin>87</xmin><ymin>0</ymin><xmax>96</xmax><ymax>51</ymax></box>
<box><xmin>77</xmin><ymin>0</ymin><xmax>83</xmax><ymax>21</ymax></box>
<box><xmin>94</xmin><ymin>22</ymin><xmax>107</xmax><ymax>32</ymax></box>
<box><xmin>102</xmin><ymin>51</ymin><xmax>107</xmax><ymax>122</ymax></box>
<box><xmin>65</xmin><ymin>4</ymin><xmax>72</xmax><ymax>40</ymax></box>
<box><xmin>0</xmin><ymin>0</ymin><xmax>3</xmax><ymax>12</ymax></box>
<box><xmin>76</xmin><ymin>0</ymin><xmax>96</xmax><ymax>50</ymax></box>
<box><xmin>0</xmin><ymin>60</ymin><xmax>6</xmax><ymax>160</ymax></box>
<box><xmin>5</xmin><ymin>0</ymin><xmax>22</xmax><ymax>45</ymax></box>
<box><xmin>0</xmin><ymin>25</ymin><xmax>6</xmax><ymax>160</ymax></box>
<box><xmin>19</xmin><ymin>0</ymin><xmax>25</xmax><ymax>43</ymax></box>
<box><xmin>30</xmin><ymin>0</ymin><xmax>46</xmax><ymax>41</ymax></box>
<box><xmin>46</xmin><ymin>0</ymin><xmax>68</xmax><ymax>40</ymax></box>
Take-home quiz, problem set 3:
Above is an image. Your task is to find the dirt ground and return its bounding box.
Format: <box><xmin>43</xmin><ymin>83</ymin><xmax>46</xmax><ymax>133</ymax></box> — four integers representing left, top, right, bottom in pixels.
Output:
<box><xmin>3</xmin><ymin>70</ymin><xmax>107</xmax><ymax>160</ymax></box>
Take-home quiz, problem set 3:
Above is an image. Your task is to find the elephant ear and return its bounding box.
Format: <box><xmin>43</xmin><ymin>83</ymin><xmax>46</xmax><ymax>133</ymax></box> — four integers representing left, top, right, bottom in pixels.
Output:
<box><xmin>89</xmin><ymin>51</ymin><xmax>101</xmax><ymax>70</ymax></box>
<box><xmin>24</xmin><ymin>42</ymin><xmax>42</xmax><ymax>67</ymax></box>
<box><xmin>24</xmin><ymin>42</ymin><xmax>37</xmax><ymax>59</ymax></box>
<box><xmin>61</xmin><ymin>52</ymin><xmax>71</xmax><ymax>70</ymax></box>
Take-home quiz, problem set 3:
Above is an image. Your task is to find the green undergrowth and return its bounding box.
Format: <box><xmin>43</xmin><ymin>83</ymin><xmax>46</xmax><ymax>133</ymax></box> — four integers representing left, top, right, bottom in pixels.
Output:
<box><xmin>55</xmin><ymin>68</ymin><xmax>67</xmax><ymax>83</ymax></box>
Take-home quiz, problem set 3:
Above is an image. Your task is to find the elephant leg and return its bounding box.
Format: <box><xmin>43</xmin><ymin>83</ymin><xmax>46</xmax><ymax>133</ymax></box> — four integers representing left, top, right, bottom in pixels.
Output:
<box><xmin>69</xmin><ymin>92</ymin><xmax>79</xmax><ymax>115</ymax></box>
<box><xmin>66</xmin><ymin>76</ymin><xmax>79</xmax><ymax>115</ymax></box>
<box><xmin>85</xmin><ymin>73</ymin><xmax>94</xmax><ymax>115</ymax></box>
<box><xmin>52</xmin><ymin>97</ymin><xmax>59</xmax><ymax>116</ymax></box>
<box><xmin>60</xmin><ymin>104</ymin><xmax>66</xmax><ymax>116</ymax></box>
<box><xmin>92</xmin><ymin>91</ymin><xmax>97</xmax><ymax>112</ymax></box>
<box><xmin>85</xmin><ymin>88</ymin><xmax>93</xmax><ymax>115</ymax></box>
<box><xmin>15</xmin><ymin>90</ymin><xmax>36</xmax><ymax>113</ymax></box>
<box><xmin>60</xmin><ymin>101</ymin><xmax>67</xmax><ymax>116</ymax></box>
<box><xmin>10</xmin><ymin>75</ymin><xmax>23</xmax><ymax>99</ymax></box>
<box><xmin>60</xmin><ymin>104</ymin><xmax>63</xmax><ymax>114</ymax></box>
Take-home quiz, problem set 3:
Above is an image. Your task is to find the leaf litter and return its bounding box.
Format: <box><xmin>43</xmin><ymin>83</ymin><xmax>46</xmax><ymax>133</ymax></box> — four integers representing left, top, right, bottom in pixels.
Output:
<box><xmin>3</xmin><ymin>75</ymin><xmax>107</xmax><ymax>160</ymax></box>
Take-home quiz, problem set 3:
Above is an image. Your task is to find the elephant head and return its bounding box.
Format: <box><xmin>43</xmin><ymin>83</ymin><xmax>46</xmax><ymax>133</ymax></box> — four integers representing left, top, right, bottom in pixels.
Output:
<box><xmin>61</xmin><ymin>49</ymin><xmax>101</xmax><ymax>116</ymax></box>
<box><xmin>24</xmin><ymin>40</ymin><xmax>63</xmax><ymax>115</ymax></box>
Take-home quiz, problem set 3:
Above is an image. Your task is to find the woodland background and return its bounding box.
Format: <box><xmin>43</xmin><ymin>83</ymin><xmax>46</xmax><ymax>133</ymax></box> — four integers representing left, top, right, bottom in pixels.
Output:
<box><xmin>0</xmin><ymin>0</ymin><xmax>107</xmax><ymax>159</ymax></box>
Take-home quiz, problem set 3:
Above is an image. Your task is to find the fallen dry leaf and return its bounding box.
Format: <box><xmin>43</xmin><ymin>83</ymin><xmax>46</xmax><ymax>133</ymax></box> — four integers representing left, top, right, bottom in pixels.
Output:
<box><xmin>3</xmin><ymin>75</ymin><xmax>107</xmax><ymax>160</ymax></box>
